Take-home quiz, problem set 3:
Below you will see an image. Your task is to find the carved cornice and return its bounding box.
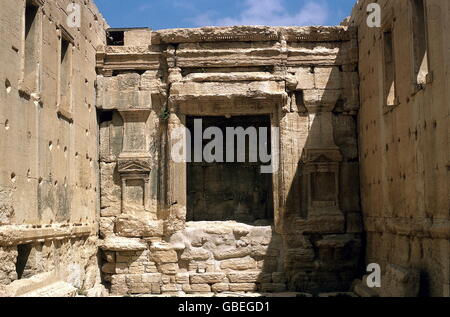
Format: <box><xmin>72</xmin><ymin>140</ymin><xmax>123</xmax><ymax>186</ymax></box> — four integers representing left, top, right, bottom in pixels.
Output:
<box><xmin>152</xmin><ymin>26</ymin><xmax>353</xmax><ymax>44</ymax></box>
<box><xmin>117</xmin><ymin>157</ymin><xmax>151</xmax><ymax>175</ymax></box>
<box><xmin>0</xmin><ymin>223</ymin><xmax>95</xmax><ymax>247</ymax></box>
<box><xmin>96</xmin><ymin>49</ymin><xmax>161</xmax><ymax>74</ymax></box>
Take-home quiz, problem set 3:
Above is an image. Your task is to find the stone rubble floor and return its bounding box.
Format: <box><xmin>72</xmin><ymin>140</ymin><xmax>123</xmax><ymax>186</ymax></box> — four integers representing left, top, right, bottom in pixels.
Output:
<box><xmin>128</xmin><ymin>292</ymin><xmax>358</xmax><ymax>298</ymax></box>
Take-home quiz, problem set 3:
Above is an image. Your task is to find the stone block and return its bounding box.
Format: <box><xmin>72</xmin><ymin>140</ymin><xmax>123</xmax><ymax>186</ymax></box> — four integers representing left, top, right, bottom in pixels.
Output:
<box><xmin>220</xmin><ymin>257</ymin><xmax>257</xmax><ymax>271</ymax></box>
<box><xmin>250</xmin><ymin>245</ymin><xmax>279</xmax><ymax>258</ymax></box>
<box><xmin>379</xmin><ymin>264</ymin><xmax>420</xmax><ymax>297</ymax></box>
<box><xmin>144</xmin><ymin>263</ymin><xmax>158</xmax><ymax>273</ymax></box>
<box><xmin>162</xmin><ymin>284</ymin><xmax>179</xmax><ymax>293</ymax></box>
<box><xmin>295</xmin><ymin>67</ymin><xmax>315</xmax><ymax>90</ymax></box>
<box><xmin>183</xmin><ymin>284</ymin><xmax>211</xmax><ymax>294</ymax></box>
<box><xmin>116</xmin><ymin>254</ymin><xmax>132</xmax><ymax>263</ymax></box>
<box><xmin>211</xmin><ymin>283</ymin><xmax>230</xmax><ymax>293</ymax></box>
<box><xmin>213</xmin><ymin>246</ymin><xmax>251</xmax><ymax>260</ymax></box>
<box><xmin>176</xmin><ymin>273</ymin><xmax>190</xmax><ymax>284</ymax></box>
<box><xmin>302</xmin><ymin>89</ymin><xmax>341</xmax><ymax>109</ymax></box>
<box><xmin>151</xmin><ymin>250</ymin><xmax>178</xmax><ymax>264</ymax></box>
<box><xmin>111</xmin><ymin>275</ymin><xmax>128</xmax><ymax>295</ymax></box>
<box><xmin>229</xmin><ymin>283</ymin><xmax>258</xmax><ymax>292</ymax></box>
<box><xmin>129</xmin><ymin>265</ymin><xmax>145</xmax><ymax>275</ymax></box>
<box><xmin>260</xmin><ymin>283</ymin><xmax>287</xmax><ymax>293</ymax></box>
<box><xmin>314</xmin><ymin>66</ymin><xmax>342</xmax><ymax>89</ymax></box>
<box><xmin>247</xmin><ymin>227</ymin><xmax>273</xmax><ymax>246</ymax></box>
<box><xmin>227</xmin><ymin>272</ymin><xmax>271</xmax><ymax>283</ymax></box>
<box><xmin>286</xmin><ymin>248</ymin><xmax>315</xmax><ymax>265</ymax></box>
<box><xmin>272</xmin><ymin>272</ymin><xmax>287</xmax><ymax>284</ymax></box>
<box><xmin>100</xmin><ymin>163</ymin><xmax>121</xmax><ymax>217</ymax></box>
<box><xmin>100</xmin><ymin>237</ymin><xmax>148</xmax><ymax>252</ymax></box>
<box><xmin>115</xmin><ymin>263</ymin><xmax>129</xmax><ymax>274</ymax></box>
<box><xmin>99</xmin><ymin>217</ymin><xmax>115</xmax><ymax>238</ymax></box>
<box><xmin>168</xmin><ymin>232</ymin><xmax>188</xmax><ymax>250</ymax></box>
<box><xmin>149</xmin><ymin>242</ymin><xmax>175</xmax><ymax>251</ymax></box>
<box><xmin>190</xmin><ymin>273</ymin><xmax>226</xmax><ymax>284</ymax></box>
<box><xmin>180</xmin><ymin>248</ymin><xmax>211</xmax><ymax>261</ymax></box>
<box><xmin>159</xmin><ymin>263</ymin><xmax>179</xmax><ymax>275</ymax></box>
<box><xmin>161</xmin><ymin>275</ymin><xmax>171</xmax><ymax>284</ymax></box>
<box><xmin>151</xmin><ymin>283</ymin><xmax>162</xmax><ymax>294</ymax></box>
<box><xmin>115</xmin><ymin>215</ymin><xmax>164</xmax><ymax>238</ymax></box>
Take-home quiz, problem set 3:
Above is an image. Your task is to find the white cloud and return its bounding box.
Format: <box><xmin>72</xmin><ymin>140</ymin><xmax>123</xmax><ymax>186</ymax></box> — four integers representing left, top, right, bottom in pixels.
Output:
<box><xmin>188</xmin><ymin>11</ymin><xmax>217</xmax><ymax>27</ymax></box>
<box><xmin>189</xmin><ymin>0</ymin><xmax>329</xmax><ymax>27</ymax></box>
<box><xmin>138</xmin><ymin>4</ymin><xmax>152</xmax><ymax>12</ymax></box>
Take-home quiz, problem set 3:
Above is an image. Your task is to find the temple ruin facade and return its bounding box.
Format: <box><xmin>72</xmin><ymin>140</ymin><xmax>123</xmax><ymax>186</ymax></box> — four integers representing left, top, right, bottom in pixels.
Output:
<box><xmin>0</xmin><ymin>0</ymin><xmax>449</xmax><ymax>297</ymax></box>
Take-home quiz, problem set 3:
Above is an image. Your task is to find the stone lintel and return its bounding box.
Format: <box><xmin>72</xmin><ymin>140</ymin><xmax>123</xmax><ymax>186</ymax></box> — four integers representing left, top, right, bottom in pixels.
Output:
<box><xmin>0</xmin><ymin>224</ymin><xmax>95</xmax><ymax>247</ymax></box>
<box><xmin>152</xmin><ymin>26</ymin><xmax>353</xmax><ymax>44</ymax></box>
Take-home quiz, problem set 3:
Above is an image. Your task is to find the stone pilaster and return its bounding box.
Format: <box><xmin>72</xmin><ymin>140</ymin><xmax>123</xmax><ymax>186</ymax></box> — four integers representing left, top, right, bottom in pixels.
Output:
<box><xmin>301</xmin><ymin>88</ymin><xmax>344</xmax><ymax>231</ymax></box>
<box><xmin>117</xmin><ymin>109</ymin><xmax>153</xmax><ymax>218</ymax></box>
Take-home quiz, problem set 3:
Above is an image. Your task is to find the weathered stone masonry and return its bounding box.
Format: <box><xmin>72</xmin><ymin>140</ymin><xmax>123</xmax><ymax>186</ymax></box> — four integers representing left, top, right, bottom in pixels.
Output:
<box><xmin>95</xmin><ymin>26</ymin><xmax>362</xmax><ymax>295</ymax></box>
<box><xmin>0</xmin><ymin>0</ymin><xmax>108</xmax><ymax>296</ymax></box>
<box><xmin>0</xmin><ymin>0</ymin><xmax>449</xmax><ymax>297</ymax></box>
<box><xmin>349</xmin><ymin>0</ymin><xmax>450</xmax><ymax>297</ymax></box>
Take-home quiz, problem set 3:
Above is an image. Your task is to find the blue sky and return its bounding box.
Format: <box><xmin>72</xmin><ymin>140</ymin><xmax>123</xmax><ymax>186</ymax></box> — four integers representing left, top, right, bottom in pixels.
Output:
<box><xmin>94</xmin><ymin>0</ymin><xmax>356</xmax><ymax>30</ymax></box>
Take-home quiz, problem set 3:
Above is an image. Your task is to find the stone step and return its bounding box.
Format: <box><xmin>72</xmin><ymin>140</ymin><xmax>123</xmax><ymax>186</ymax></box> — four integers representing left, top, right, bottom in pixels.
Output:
<box><xmin>20</xmin><ymin>281</ymin><xmax>77</xmax><ymax>297</ymax></box>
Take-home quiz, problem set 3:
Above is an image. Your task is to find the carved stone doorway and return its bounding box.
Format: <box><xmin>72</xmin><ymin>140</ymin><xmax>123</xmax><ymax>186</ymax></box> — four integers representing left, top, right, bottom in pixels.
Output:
<box><xmin>186</xmin><ymin>115</ymin><xmax>274</xmax><ymax>223</ymax></box>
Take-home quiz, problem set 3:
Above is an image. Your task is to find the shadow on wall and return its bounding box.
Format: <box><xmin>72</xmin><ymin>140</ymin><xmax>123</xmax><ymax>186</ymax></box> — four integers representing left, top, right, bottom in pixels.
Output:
<box><xmin>260</xmin><ymin>51</ymin><xmax>364</xmax><ymax>294</ymax></box>
<box><xmin>95</xmin><ymin>34</ymin><xmax>365</xmax><ymax>296</ymax></box>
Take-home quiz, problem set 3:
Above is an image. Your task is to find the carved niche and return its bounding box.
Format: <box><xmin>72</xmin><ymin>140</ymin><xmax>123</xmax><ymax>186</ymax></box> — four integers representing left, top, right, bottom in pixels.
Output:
<box><xmin>301</xmin><ymin>149</ymin><xmax>342</xmax><ymax>216</ymax></box>
<box><xmin>117</xmin><ymin>109</ymin><xmax>152</xmax><ymax>216</ymax></box>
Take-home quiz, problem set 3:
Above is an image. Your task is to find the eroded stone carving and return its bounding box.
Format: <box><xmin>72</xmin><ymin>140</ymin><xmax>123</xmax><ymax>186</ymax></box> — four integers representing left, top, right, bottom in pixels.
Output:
<box><xmin>2</xmin><ymin>0</ymin><xmax>447</xmax><ymax>298</ymax></box>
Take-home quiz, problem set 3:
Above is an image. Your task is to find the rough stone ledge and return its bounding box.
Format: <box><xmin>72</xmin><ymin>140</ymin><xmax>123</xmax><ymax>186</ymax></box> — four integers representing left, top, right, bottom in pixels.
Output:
<box><xmin>20</xmin><ymin>281</ymin><xmax>78</xmax><ymax>297</ymax></box>
<box><xmin>0</xmin><ymin>272</ymin><xmax>59</xmax><ymax>297</ymax></box>
<box><xmin>135</xmin><ymin>292</ymin><xmax>315</xmax><ymax>298</ymax></box>
<box><xmin>0</xmin><ymin>223</ymin><xmax>95</xmax><ymax>247</ymax></box>
<box><xmin>152</xmin><ymin>26</ymin><xmax>353</xmax><ymax>44</ymax></box>
<box><xmin>99</xmin><ymin>237</ymin><xmax>148</xmax><ymax>252</ymax></box>
<box><xmin>183</xmin><ymin>72</ymin><xmax>280</xmax><ymax>83</ymax></box>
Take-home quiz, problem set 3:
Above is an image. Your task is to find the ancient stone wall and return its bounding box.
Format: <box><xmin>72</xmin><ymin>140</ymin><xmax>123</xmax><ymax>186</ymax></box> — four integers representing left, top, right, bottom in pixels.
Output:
<box><xmin>1</xmin><ymin>0</ymin><xmax>447</xmax><ymax>298</ymax></box>
<box><xmin>0</xmin><ymin>0</ymin><xmax>108</xmax><ymax>296</ymax></box>
<box><xmin>96</xmin><ymin>26</ymin><xmax>362</xmax><ymax>295</ymax></box>
<box><xmin>350</xmin><ymin>0</ymin><xmax>450</xmax><ymax>296</ymax></box>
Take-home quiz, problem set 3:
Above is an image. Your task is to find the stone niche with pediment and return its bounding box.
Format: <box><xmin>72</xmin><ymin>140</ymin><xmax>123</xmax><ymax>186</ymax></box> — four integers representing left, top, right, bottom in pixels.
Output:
<box><xmin>116</xmin><ymin>109</ymin><xmax>155</xmax><ymax>220</ymax></box>
<box><xmin>301</xmin><ymin>149</ymin><xmax>343</xmax><ymax>224</ymax></box>
<box><xmin>117</xmin><ymin>157</ymin><xmax>151</xmax><ymax>215</ymax></box>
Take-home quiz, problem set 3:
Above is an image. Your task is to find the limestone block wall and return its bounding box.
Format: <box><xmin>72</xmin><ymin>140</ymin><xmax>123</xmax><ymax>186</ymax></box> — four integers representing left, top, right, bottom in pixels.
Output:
<box><xmin>350</xmin><ymin>0</ymin><xmax>450</xmax><ymax>296</ymax></box>
<box><xmin>96</xmin><ymin>26</ymin><xmax>363</xmax><ymax>295</ymax></box>
<box><xmin>0</xmin><ymin>0</ymin><xmax>107</xmax><ymax>294</ymax></box>
<box><xmin>101</xmin><ymin>222</ymin><xmax>286</xmax><ymax>295</ymax></box>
